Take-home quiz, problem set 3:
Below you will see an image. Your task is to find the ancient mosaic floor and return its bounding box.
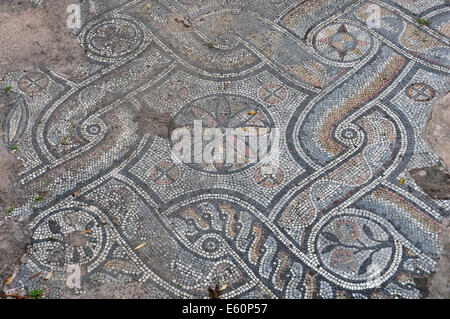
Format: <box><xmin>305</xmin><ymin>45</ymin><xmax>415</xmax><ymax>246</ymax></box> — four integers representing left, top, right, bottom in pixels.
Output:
<box><xmin>1</xmin><ymin>0</ymin><xmax>449</xmax><ymax>298</ymax></box>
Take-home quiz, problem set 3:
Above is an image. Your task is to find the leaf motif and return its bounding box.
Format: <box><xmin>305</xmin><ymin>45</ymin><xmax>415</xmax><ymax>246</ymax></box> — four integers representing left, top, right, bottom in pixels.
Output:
<box><xmin>322</xmin><ymin>232</ymin><xmax>340</xmax><ymax>243</ymax></box>
<box><xmin>5</xmin><ymin>96</ymin><xmax>29</xmax><ymax>148</ymax></box>
<box><xmin>321</xmin><ymin>244</ymin><xmax>337</xmax><ymax>254</ymax></box>
<box><xmin>363</xmin><ymin>224</ymin><xmax>374</xmax><ymax>239</ymax></box>
<box><xmin>358</xmin><ymin>254</ymin><xmax>373</xmax><ymax>275</ymax></box>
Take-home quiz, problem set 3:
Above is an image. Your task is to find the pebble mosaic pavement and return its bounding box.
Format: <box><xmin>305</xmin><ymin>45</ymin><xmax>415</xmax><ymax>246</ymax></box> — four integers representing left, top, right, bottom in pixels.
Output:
<box><xmin>1</xmin><ymin>0</ymin><xmax>450</xmax><ymax>298</ymax></box>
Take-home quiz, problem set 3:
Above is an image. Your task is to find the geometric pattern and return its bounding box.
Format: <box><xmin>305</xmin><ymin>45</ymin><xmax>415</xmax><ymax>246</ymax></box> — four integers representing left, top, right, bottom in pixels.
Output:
<box><xmin>3</xmin><ymin>0</ymin><xmax>449</xmax><ymax>298</ymax></box>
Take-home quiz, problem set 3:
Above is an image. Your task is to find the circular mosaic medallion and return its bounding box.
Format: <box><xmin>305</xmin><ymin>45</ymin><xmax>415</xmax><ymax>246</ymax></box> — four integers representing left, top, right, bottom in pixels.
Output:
<box><xmin>340</xmin><ymin>128</ymin><xmax>358</xmax><ymax>140</ymax></box>
<box><xmin>150</xmin><ymin>162</ymin><xmax>180</xmax><ymax>185</ymax></box>
<box><xmin>201</xmin><ymin>237</ymin><xmax>221</xmax><ymax>253</ymax></box>
<box><xmin>405</xmin><ymin>83</ymin><xmax>435</xmax><ymax>102</ymax></box>
<box><xmin>171</xmin><ymin>94</ymin><xmax>275</xmax><ymax>174</ymax></box>
<box><xmin>18</xmin><ymin>72</ymin><xmax>49</xmax><ymax>94</ymax></box>
<box><xmin>86</xmin><ymin>124</ymin><xmax>102</xmax><ymax>135</ymax></box>
<box><xmin>314</xmin><ymin>211</ymin><xmax>397</xmax><ymax>283</ymax></box>
<box><xmin>82</xmin><ymin>16</ymin><xmax>145</xmax><ymax>61</ymax></box>
<box><xmin>258</xmin><ymin>84</ymin><xmax>287</xmax><ymax>105</ymax></box>
<box><xmin>30</xmin><ymin>209</ymin><xmax>109</xmax><ymax>271</ymax></box>
<box><xmin>161</xmin><ymin>82</ymin><xmax>189</xmax><ymax>104</ymax></box>
<box><xmin>314</xmin><ymin>23</ymin><xmax>372</xmax><ymax>62</ymax></box>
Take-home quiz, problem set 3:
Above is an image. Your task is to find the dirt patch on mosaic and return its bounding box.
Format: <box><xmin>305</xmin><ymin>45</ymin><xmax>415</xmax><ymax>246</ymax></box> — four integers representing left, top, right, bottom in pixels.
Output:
<box><xmin>420</xmin><ymin>92</ymin><xmax>450</xmax><ymax>299</ymax></box>
<box><xmin>0</xmin><ymin>218</ymin><xmax>31</xmax><ymax>291</ymax></box>
<box><xmin>410</xmin><ymin>165</ymin><xmax>450</xmax><ymax>200</ymax></box>
<box><xmin>0</xmin><ymin>0</ymin><xmax>85</xmax><ymax>77</ymax></box>
<box><xmin>167</xmin><ymin>12</ymin><xmax>194</xmax><ymax>32</ymax></box>
<box><xmin>425</xmin><ymin>92</ymin><xmax>450</xmax><ymax>169</ymax></box>
<box><xmin>60</xmin><ymin>282</ymin><xmax>150</xmax><ymax>299</ymax></box>
<box><xmin>426</xmin><ymin>217</ymin><xmax>450</xmax><ymax>299</ymax></box>
<box><xmin>134</xmin><ymin>107</ymin><xmax>176</xmax><ymax>139</ymax></box>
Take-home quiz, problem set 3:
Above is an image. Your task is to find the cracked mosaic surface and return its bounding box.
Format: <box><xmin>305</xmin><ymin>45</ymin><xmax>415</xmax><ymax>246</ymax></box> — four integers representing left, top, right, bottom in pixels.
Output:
<box><xmin>3</xmin><ymin>0</ymin><xmax>449</xmax><ymax>298</ymax></box>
